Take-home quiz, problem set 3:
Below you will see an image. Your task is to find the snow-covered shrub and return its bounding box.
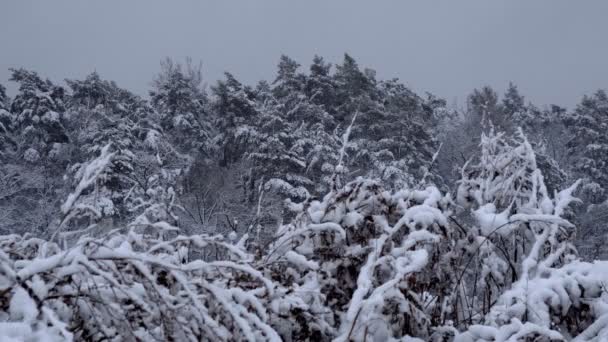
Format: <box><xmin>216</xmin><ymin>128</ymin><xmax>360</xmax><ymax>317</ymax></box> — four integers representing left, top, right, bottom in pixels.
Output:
<box><xmin>0</xmin><ymin>148</ymin><xmax>280</xmax><ymax>341</ymax></box>
<box><xmin>0</xmin><ymin>230</ymin><xmax>282</xmax><ymax>341</ymax></box>
<box><xmin>263</xmin><ymin>129</ymin><xmax>607</xmax><ymax>341</ymax></box>
<box><xmin>265</xmin><ymin>178</ymin><xmax>456</xmax><ymax>340</ymax></box>
<box><xmin>450</xmin><ymin>130</ymin><xmax>608</xmax><ymax>341</ymax></box>
<box><xmin>453</xmin><ymin>130</ymin><xmax>580</xmax><ymax>321</ymax></box>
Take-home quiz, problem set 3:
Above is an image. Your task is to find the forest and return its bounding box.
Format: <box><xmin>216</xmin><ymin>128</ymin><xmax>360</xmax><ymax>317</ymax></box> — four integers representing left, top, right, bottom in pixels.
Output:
<box><xmin>0</xmin><ymin>54</ymin><xmax>608</xmax><ymax>341</ymax></box>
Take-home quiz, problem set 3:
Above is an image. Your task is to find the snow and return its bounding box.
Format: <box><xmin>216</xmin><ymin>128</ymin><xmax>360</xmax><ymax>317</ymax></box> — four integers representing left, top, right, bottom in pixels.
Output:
<box><xmin>144</xmin><ymin>129</ymin><xmax>161</xmax><ymax>150</ymax></box>
<box><xmin>23</xmin><ymin>148</ymin><xmax>40</xmax><ymax>163</ymax></box>
<box><xmin>0</xmin><ymin>323</ymin><xmax>34</xmax><ymax>342</ymax></box>
<box><xmin>284</xmin><ymin>250</ymin><xmax>319</xmax><ymax>270</ymax></box>
<box><xmin>473</xmin><ymin>203</ymin><xmax>512</xmax><ymax>236</ymax></box>
<box><xmin>61</xmin><ymin>144</ymin><xmax>115</xmax><ymax>215</ymax></box>
<box><xmin>9</xmin><ymin>287</ymin><xmax>37</xmax><ymax>322</ymax></box>
<box><xmin>403</xmin><ymin>204</ymin><xmax>448</xmax><ymax>229</ymax></box>
<box><xmin>265</xmin><ymin>178</ymin><xmax>310</xmax><ymax>199</ymax></box>
<box><xmin>41</xmin><ymin>110</ymin><xmax>60</xmax><ymax>123</ymax></box>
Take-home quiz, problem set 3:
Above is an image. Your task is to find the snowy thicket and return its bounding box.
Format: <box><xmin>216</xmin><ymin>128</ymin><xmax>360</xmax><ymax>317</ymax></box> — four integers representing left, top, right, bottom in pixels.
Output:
<box><xmin>0</xmin><ymin>142</ymin><xmax>279</xmax><ymax>341</ymax></box>
<box><xmin>1</xmin><ymin>55</ymin><xmax>608</xmax><ymax>340</ymax></box>
<box><xmin>1</xmin><ymin>127</ymin><xmax>608</xmax><ymax>341</ymax></box>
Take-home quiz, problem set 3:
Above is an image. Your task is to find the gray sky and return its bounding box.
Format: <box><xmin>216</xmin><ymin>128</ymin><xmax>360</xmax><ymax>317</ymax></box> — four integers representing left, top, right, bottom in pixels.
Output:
<box><xmin>1</xmin><ymin>0</ymin><xmax>607</xmax><ymax>109</ymax></box>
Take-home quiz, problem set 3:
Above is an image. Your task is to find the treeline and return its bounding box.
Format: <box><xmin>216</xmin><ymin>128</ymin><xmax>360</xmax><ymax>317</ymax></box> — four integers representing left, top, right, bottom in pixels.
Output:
<box><xmin>0</xmin><ymin>54</ymin><xmax>606</xmax><ymax>257</ymax></box>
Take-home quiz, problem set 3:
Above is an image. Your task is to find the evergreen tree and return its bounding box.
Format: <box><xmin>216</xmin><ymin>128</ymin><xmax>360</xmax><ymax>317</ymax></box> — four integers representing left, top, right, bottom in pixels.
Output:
<box><xmin>9</xmin><ymin>68</ymin><xmax>68</xmax><ymax>157</ymax></box>
<box><xmin>562</xmin><ymin>90</ymin><xmax>608</xmax><ymax>258</ymax></box>
<box><xmin>334</xmin><ymin>53</ymin><xmax>374</xmax><ymax>100</ymax></box>
<box><xmin>0</xmin><ymin>83</ymin><xmax>8</xmax><ymax>111</ymax></box>
<box><xmin>242</xmin><ymin>90</ymin><xmax>340</xmax><ymax>202</ymax></box>
<box><xmin>331</xmin><ymin>54</ymin><xmax>377</xmax><ymax>123</ymax></box>
<box><xmin>272</xmin><ymin>55</ymin><xmax>305</xmax><ymax>99</ymax></box>
<box><xmin>65</xmin><ymin>73</ymin><xmax>186</xmax><ymax>225</ymax></box>
<box><xmin>467</xmin><ymin>85</ymin><xmax>501</xmax><ymax>130</ymax></box>
<box><xmin>564</xmin><ymin>89</ymin><xmax>608</xmax><ymax>203</ymax></box>
<box><xmin>66</xmin><ymin>71</ymin><xmax>114</xmax><ymax>109</ymax></box>
<box><xmin>502</xmin><ymin>82</ymin><xmax>526</xmax><ymax>118</ymax></box>
<box><xmin>212</xmin><ymin>72</ymin><xmax>258</xmax><ymax>166</ymax></box>
<box><xmin>305</xmin><ymin>55</ymin><xmax>336</xmax><ymax>110</ymax></box>
<box><xmin>0</xmin><ymin>84</ymin><xmax>12</xmax><ymax>154</ymax></box>
<box><xmin>346</xmin><ymin>77</ymin><xmax>440</xmax><ymax>188</ymax></box>
<box><xmin>150</xmin><ymin>58</ymin><xmax>211</xmax><ymax>153</ymax></box>
<box><xmin>0</xmin><ymin>71</ymin><xmax>68</xmax><ymax>235</ymax></box>
<box><xmin>505</xmin><ymin>101</ymin><xmax>569</xmax><ymax>194</ymax></box>
<box><xmin>242</xmin><ymin>95</ymin><xmax>312</xmax><ymax>201</ymax></box>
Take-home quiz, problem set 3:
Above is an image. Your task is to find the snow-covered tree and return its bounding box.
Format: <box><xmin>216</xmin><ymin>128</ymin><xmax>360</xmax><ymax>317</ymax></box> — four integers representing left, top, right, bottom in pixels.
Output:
<box><xmin>150</xmin><ymin>58</ymin><xmax>212</xmax><ymax>153</ymax></box>
<box><xmin>66</xmin><ymin>71</ymin><xmax>114</xmax><ymax>109</ymax></box>
<box><xmin>467</xmin><ymin>86</ymin><xmax>502</xmax><ymax>131</ymax></box>
<box><xmin>564</xmin><ymin>89</ymin><xmax>608</xmax><ymax>203</ymax></box>
<box><xmin>8</xmin><ymin>68</ymin><xmax>68</xmax><ymax>157</ymax></box>
<box><xmin>334</xmin><ymin>53</ymin><xmax>375</xmax><ymax>104</ymax></box>
<box><xmin>272</xmin><ymin>55</ymin><xmax>306</xmax><ymax>100</ymax></box>
<box><xmin>305</xmin><ymin>55</ymin><xmax>337</xmax><ymax>110</ymax></box>
<box><xmin>0</xmin><ymin>83</ymin><xmax>8</xmax><ymax>111</ymax></box>
<box><xmin>348</xmin><ymin>79</ymin><xmax>441</xmax><ymax>189</ymax></box>
<box><xmin>212</xmin><ymin>72</ymin><xmax>259</xmax><ymax>167</ymax></box>
<box><xmin>0</xmin><ymin>71</ymin><xmax>69</xmax><ymax>236</ymax></box>
<box><xmin>0</xmin><ymin>83</ymin><xmax>13</xmax><ymax>154</ymax></box>
<box><xmin>502</xmin><ymin>82</ymin><xmax>526</xmax><ymax>120</ymax></box>
<box><xmin>64</xmin><ymin>73</ymin><xmax>188</xmax><ymax>226</ymax></box>
<box><xmin>562</xmin><ymin>90</ymin><xmax>608</xmax><ymax>260</ymax></box>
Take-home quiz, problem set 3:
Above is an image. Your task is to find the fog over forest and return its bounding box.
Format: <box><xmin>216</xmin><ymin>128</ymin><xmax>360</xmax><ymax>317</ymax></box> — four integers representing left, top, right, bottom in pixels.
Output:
<box><xmin>1</xmin><ymin>2</ymin><xmax>608</xmax><ymax>341</ymax></box>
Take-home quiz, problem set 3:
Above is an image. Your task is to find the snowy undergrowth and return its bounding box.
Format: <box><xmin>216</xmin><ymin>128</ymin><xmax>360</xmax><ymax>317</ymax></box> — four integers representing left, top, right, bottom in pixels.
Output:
<box><xmin>2</xmin><ymin>131</ymin><xmax>608</xmax><ymax>341</ymax></box>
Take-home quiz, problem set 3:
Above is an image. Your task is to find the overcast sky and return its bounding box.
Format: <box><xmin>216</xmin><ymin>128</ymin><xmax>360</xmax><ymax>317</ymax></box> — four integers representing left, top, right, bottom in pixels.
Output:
<box><xmin>1</xmin><ymin>1</ymin><xmax>607</xmax><ymax>109</ymax></box>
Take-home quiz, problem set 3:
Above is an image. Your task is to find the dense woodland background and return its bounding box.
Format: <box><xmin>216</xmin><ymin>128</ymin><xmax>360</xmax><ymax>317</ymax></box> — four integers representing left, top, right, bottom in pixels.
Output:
<box><xmin>1</xmin><ymin>55</ymin><xmax>608</xmax><ymax>340</ymax></box>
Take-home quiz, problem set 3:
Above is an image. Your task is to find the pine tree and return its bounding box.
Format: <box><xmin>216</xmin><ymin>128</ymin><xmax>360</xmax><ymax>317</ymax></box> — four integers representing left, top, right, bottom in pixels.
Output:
<box><xmin>245</xmin><ymin>57</ymin><xmax>342</xmax><ymax>201</ymax></box>
<box><xmin>9</xmin><ymin>68</ymin><xmax>68</xmax><ymax>157</ymax></box>
<box><xmin>212</xmin><ymin>72</ymin><xmax>258</xmax><ymax>166</ymax></box>
<box><xmin>502</xmin><ymin>82</ymin><xmax>525</xmax><ymax>118</ymax></box>
<box><xmin>66</xmin><ymin>71</ymin><xmax>113</xmax><ymax>109</ymax></box>
<box><xmin>467</xmin><ymin>85</ymin><xmax>501</xmax><ymax>131</ymax></box>
<box><xmin>334</xmin><ymin>53</ymin><xmax>374</xmax><ymax>101</ymax></box>
<box><xmin>0</xmin><ymin>83</ymin><xmax>8</xmax><ymax>111</ymax></box>
<box><xmin>0</xmin><ymin>84</ymin><xmax>12</xmax><ymax>154</ymax></box>
<box><xmin>306</xmin><ymin>55</ymin><xmax>336</xmax><ymax>110</ymax></box>
<box><xmin>150</xmin><ymin>58</ymin><xmax>211</xmax><ymax>153</ymax></box>
<box><xmin>342</xmin><ymin>77</ymin><xmax>440</xmax><ymax>189</ymax></box>
<box><xmin>564</xmin><ymin>89</ymin><xmax>608</xmax><ymax>203</ymax></box>
<box><xmin>272</xmin><ymin>55</ymin><xmax>306</xmax><ymax>99</ymax></box>
<box><xmin>0</xmin><ymin>71</ymin><xmax>69</xmax><ymax>235</ymax></box>
<box><xmin>561</xmin><ymin>90</ymin><xmax>608</xmax><ymax>259</ymax></box>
